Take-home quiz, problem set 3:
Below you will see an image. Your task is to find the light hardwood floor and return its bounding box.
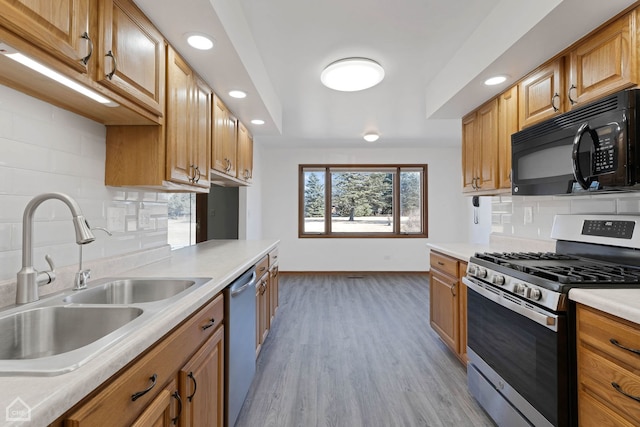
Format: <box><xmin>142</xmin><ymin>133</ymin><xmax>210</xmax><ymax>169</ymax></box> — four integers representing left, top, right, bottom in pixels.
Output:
<box><xmin>236</xmin><ymin>274</ymin><xmax>495</xmax><ymax>427</ymax></box>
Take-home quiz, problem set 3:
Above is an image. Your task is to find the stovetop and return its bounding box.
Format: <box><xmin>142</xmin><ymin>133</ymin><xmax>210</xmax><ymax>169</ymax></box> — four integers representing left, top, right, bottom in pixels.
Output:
<box><xmin>473</xmin><ymin>252</ymin><xmax>640</xmax><ymax>285</ymax></box>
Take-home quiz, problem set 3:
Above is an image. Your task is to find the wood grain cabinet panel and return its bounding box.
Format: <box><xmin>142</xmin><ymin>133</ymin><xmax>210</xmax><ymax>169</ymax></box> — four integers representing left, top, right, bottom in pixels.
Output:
<box><xmin>568</xmin><ymin>10</ymin><xmax>637</xmax><ymax>108</ymax></box>
<box><xmin>130</xmin><ymin>380</ymin><xmax>178</xmax><ymax>427</ymax></box>
<box><xmin>95</xmin><ymin>0</ymin><xmax>165</xmax><ymax>117</ymax></box>
<box><xmin>429</xmin><ymin>251</ymin><xmax>468</xmax><ymax>365</ymax></box>
<box><xmin>518</xmin><ymin>59</ymin><xmax>564</xmax><ymax>128</ymax></box>
<box><xmin>498</xmin><ymin>86</ymin><xmax>518</xmax><ymax>190</ymax></box>
<box><xmin>0</xmin><ymin>0</ymin><xmax>90</xmax><ymax>73</ymax></box>
<box><xmin>179</xmin><ymin>326</ymin><xmax>224</xmax><ymax>427</ymax></box>
<box><xmin>461</xmin><ymin>98</ymin><xmax>499</xmax><ymax>193</ymax></box>
<box><xmin>212</xmin><ymin>95</ymin><xmax>238</xmax><ymax>177</ymax></box>
<box><xmin>237</xmin><ymin>121</ymin><xmax>254</xmax><ymax>183</ymax></box>
<box><xmin>576</xmin><ymin>304</ymin><xmax>640</xmax><ymax>426</ymax></box>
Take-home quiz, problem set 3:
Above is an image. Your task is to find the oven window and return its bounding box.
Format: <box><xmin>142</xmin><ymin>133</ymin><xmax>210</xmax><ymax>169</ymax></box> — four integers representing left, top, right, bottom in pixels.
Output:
<box><xmin>467</xmin><ymin>288</ymin><xmax>568</xmax><ymax>426</ymax></box>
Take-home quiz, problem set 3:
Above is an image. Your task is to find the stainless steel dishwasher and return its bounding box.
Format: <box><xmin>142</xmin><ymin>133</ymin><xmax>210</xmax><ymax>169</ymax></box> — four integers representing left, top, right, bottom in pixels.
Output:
<box><xmin>224</xmin><ymin>266</ymin><xmax>257</xmax><ymax>427</ymax></box>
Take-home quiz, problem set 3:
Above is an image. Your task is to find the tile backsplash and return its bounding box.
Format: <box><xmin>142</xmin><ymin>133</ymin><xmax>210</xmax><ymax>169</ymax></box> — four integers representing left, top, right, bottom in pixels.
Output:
<box><xmin>0</xmin><ymin>84</ymin><xmax>169</xmax><ymax>282</ymax></box>
<box><xmin>492</xmin><ymin>192</ymin><xmax>640</xmax><ymax>240</ymax></box>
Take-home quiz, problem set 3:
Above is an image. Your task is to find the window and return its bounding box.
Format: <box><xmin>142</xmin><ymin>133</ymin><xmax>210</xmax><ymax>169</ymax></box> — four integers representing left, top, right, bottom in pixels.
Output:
<box><xmin>167</xmin><ymin>193</ymin><xmax>197</xmax><ymax>249</ymax></box>
<box><xmin>299</xmin><ymin>164</ymin><xmax>428</xmax><ymax>238</ymax></box>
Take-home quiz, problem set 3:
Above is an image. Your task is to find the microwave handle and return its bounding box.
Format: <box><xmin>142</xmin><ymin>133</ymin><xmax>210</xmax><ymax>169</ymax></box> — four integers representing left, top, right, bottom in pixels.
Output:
<box><xmin>572</xmin><ymin>122</ymin><xmax>598</xmax><ymax>190</ymax></box>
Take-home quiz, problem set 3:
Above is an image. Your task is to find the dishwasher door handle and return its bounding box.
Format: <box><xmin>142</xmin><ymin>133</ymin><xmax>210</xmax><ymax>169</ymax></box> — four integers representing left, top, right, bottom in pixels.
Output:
<box><xmin>230</xmin><ymin>272</ymin><xmax>257</xmax><ymax>297</ymax></box>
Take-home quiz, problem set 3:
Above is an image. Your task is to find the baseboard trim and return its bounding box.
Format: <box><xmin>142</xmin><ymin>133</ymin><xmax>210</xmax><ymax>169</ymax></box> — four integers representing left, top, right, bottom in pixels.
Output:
<box><xmin>279</xmin><ymin>271</ymin><xmax>428</xmax><ymax>276</ymax></box>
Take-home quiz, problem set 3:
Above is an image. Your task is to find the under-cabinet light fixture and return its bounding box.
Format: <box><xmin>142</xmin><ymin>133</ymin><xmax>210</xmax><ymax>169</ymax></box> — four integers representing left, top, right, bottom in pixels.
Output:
<box><xmin>0</xmin><ymin>44</ymin><xmax>118</xmax><ymax>107</ymax></box>
<box><xmin>251</xmin><ymin>119</ymin><xmax>265</xmax><ymax>125</ymax></box>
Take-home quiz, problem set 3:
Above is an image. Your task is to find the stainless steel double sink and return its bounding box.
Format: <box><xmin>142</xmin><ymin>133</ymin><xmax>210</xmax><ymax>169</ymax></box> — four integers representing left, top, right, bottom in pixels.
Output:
<box><xmin>0</xmin><ymin>277</ymin><xmax>212</xmax><ymax>376</ymax></box>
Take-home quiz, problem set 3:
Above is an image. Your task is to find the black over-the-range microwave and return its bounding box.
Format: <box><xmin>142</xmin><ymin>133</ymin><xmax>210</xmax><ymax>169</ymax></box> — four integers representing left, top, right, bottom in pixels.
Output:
<box><xmin>511</xmin><ymin>88</ymin><xmax>640</xmax><ymax>195</ymax></box>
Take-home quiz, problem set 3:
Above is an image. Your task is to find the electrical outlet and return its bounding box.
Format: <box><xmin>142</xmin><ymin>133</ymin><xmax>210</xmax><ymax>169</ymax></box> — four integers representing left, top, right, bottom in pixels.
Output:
<box><xmin>524</xmin><ymin>206</ymin><xmax>533</xmax><ymax>224</ymax></box>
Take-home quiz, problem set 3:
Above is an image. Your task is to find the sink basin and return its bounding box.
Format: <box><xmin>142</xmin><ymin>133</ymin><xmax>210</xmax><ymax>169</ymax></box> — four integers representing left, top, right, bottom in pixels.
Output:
<box><xmin>63</xmin><ymin>278</ymin><xmax>197</xmax><ymax>304</ymax></box>
<box><xmin>0</xmin><ymin>306</ymin><xmax>143</xmax><ymax>360</ymax></box>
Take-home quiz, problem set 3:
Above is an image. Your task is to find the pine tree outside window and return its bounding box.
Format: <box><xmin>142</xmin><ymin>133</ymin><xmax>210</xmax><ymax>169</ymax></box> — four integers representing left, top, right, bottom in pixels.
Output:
<box><xmin>299</xmin><ymin>165</ymin><xmax>428</xmax><ymax>237</ymax></box>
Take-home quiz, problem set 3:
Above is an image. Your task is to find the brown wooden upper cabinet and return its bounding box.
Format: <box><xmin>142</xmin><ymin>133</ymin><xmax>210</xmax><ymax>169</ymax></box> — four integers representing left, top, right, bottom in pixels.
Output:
<box><xmin>462</xmin><ymin>98</ymin><xmax>499</xmax><ymax>193</ymax></box>
<box><xmin>567</xmin><ymin>10</ymin><xmax>637</xmax><ymax>108</ymax></box>
<box><xmin>0</xmin><ymin>0</ymin><xmax>91</xmax><ymax>74</ymax></box>
<box><xmin>105</xmin><ymin>46</ymin><xmax>211</xmax><ymax>192</ymax></box>
<box><xmin>237</xmin><ymin>121</ymin><xmax>254</xmax><ymax>183</ymax></box>
<box><xmin>95</xmin><ymin>0</ymin><xmax>166</xmax><ymax>117</ymax></box>
<box><xmin>212</xmin><ymin>95</ymin><xmax>238</xmax><ymax>178</ymax></box>
<box><xmin>498</xmin><ymin>86</ymin><xmax>518</xmax><ymax>190</ymax></box>
<box><xmin>518</xmin><ymin>58</ymin><xmax>564</xmax><ymax>129</ymax></box>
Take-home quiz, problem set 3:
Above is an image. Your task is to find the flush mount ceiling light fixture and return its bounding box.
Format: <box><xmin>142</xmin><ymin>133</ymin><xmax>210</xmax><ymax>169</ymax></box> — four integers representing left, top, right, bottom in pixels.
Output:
<box><xmin>321</xmin><ymin>57</ymin><xmax>385</xmax><ymax>92</ymax></box>
<box><xmin>228</xmin><ymin>90</ymin><xmax>247</xmax><ymax>99</ymax></box>
<box><xmin>363</xmin><ymin>132</ymin><xmax>380</xmax><ymax>142</ymax></box>
<box><xmin>186</xmin><ymin>33</ymin><xmax>214</xmax><ymax>50</ymax></box>
<box><xmin>484</xmin><ymin>75</ymin><xmax>509</xmax><ymax>86</ymax></box>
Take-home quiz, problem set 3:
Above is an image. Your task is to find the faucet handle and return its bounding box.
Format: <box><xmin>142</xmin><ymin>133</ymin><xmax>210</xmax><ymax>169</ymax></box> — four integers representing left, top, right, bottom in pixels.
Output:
<box><xmin>36</xmin><ymin>254</ymin><xmax>56</xmax><ymax>286</ymax></box>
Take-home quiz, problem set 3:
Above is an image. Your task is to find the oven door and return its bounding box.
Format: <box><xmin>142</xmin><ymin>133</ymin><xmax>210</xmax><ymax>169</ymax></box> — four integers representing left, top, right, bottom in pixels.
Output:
<box><xmin>464</xmin><ymin>277</ymin><xmax>569</xmax><ymax>427</ymax></box>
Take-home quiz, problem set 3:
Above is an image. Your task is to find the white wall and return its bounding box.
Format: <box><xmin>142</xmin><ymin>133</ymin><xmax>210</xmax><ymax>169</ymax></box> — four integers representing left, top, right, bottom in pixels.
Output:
<box><xmin>0</xmin><ymin>85</ymin><xmax>169</xmax><ymax>282</ymax></box>
<box><xmin>259</xmin><ymin>145</ymin><xmax>468</xmax><ymax>271</ymax></box>
<box><xmin>239</xmin><ymin>143</ymin><xmax>264</xmax><ymax>240</ymax></box>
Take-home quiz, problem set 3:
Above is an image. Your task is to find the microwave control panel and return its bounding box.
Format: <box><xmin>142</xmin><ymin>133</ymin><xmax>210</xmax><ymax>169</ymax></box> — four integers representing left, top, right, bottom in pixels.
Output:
<box><xmin>592</xmin><ymin>126</ymin><xmax>617</xmax><ymax>175</ymax></box>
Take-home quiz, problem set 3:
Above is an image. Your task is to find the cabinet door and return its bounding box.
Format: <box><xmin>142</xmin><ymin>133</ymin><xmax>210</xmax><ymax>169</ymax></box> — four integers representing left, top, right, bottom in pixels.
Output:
<box><xmin>458</xmin><ymin>262</ymin><xmax>468</xmax><ymax>365</ymax></box>
<box><xmin>498</xmin><ymin>86</ymin><xmax>518</xmax><ymax>189</ymax></box>
<box><xmin>179</xmin><ymin>326</ymin><xmax>224</xmax><ymax>427</ymax></box>
<box><xmin>96</xmin><ymin>0</ymin><xmax>165</xmax><ymax>116</ymax></box>
<box><xmin>568</xmin><ymin>11</ymin><xmax>637</xmax><ymax>108</ymax></box>
<box><xmin>224</xmin><ymin>112</ymin><xmax>238</xmax><ymax>177</ymax></box>
<box><xmin>191</xmin><ymin>76</ymin><xmax>212</xmax><ymax>189</ymax></box>
<box><xmin>0</xmin><ymin>0</ymin><xmax>90</xmax><ymax>73</ymax></box>
<box><xmin>166</xmin><ymin>47</ymin><xmax>193</xmax><ymax>185</ymax></box>
<box><xmin>461</xmin><ymin>112</ymin><xmax>477</xmax><ymax>193</ymax></box>
<box><xmin>212</xmin><ymin>95</ymin><xmax>229</xmax><ymax>174</ymax></box>
<box><xmin>237</xmin><ymin>122</ymin><xmax>253</xmax><ymax>182</ymax></box>
<box><xmin>519</xmin><ymin>59</ymin><xmax>564</xmax><ymax>128</ymax></box>
<box><xmin>476</xmin><ymin>99</ymin><xmax>498</xmax><ymax>191</ymax></box>
<box><xmin>269</xmin><ymin>265</ymin><xmax>279</xmax><ymax>323</ymax></box>
<box><xmin>429</xmin><ymin>270</ymin><xmax>459</xmax><ymax>353</ymax></box>
<box><xmin>130</xmin><ymin>380</ymin><xmax>178</xmax><ymax>427</ymax></box>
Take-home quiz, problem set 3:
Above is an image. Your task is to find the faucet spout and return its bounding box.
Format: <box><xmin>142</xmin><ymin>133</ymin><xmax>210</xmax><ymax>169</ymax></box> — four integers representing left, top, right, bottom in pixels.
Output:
<box><xmin>17</xmin><ymin>192</ymin><xmax>96</xmax><ymax>304</ymax></box>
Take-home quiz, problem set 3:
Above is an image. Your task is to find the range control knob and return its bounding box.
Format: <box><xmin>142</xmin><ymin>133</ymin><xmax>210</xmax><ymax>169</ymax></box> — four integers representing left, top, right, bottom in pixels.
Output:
<box><xmin>528</xmin><ymin>288</ymin><xmax>542</xmax><ymax>301</ymax></box>
<box><xmin>476</xmin><ymin>267</ymin><xmax>488</xmax><ymax>279</ymax></box>
<box><xmin>514</xmin><ymin>283</ymin><xmax>526</xmax><ymax>295</ymax></box>
<box><xmin>492</xmin><ymin>275</ymin><xmax>506</xmax><ymax>286</ymax></box>
<box><xmin>467</xmin><ymin>265</ymin><xmax>478</xmax><ymax>276</ymax></box>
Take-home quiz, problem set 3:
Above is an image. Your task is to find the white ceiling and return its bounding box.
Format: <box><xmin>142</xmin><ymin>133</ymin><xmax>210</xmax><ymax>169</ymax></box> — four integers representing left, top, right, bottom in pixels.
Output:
<box><xmin>135</xmin><ymin>0</ymin><xmax>636</xmax><ymax>148</ymax></box>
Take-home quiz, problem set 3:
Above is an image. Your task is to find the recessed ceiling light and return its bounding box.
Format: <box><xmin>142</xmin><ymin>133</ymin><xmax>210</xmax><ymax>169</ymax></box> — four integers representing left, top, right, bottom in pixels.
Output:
<box><xmin>251</xmin><ymin>119</ymin><xmax>265</xmax><ymax>125</ymax></box>
<box><xmin>363</xmin><ymin>132</ymin><xmax>380</xmax><ymax>142</ymax></box>
<box><xmin>321</xmin><ymin>58</ymin><xmax>385</xmax><ymax>92</ymax></box>
<box><xmin>484</xmin><ymin>75</ymin><xmax>508</xmax><ymax>86</ymax></box>
<box><xmin>229</xmin><ymin>90</ymin><xmax>247</xmax><ymax>99</ymax></box>
<box><xmin>186</xmin><ymin>33</ymin><xmax>214</xmax><ymax>50</ymax></box>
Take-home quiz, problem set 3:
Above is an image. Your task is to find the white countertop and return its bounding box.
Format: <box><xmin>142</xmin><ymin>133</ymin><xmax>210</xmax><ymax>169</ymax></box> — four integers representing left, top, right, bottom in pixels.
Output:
<box><xmin>569</xmin><ymin>288</ymin><xmax>640</xmax><ymax>324</ymax></box>
<box><xmin>427</xmin><ymin>243</ymin><xmax>491</xmax><ymax>261</ymax></box>
<box><xmin>0</xmin><ymin>239</ymin><xmax>278</xmax><ymax>427</ymax></box>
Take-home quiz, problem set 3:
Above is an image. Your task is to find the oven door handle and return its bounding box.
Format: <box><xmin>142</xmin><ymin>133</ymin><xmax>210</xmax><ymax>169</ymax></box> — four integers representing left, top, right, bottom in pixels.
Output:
<box><xmin>463</xmin><ymin>277</ymin><xmax>558</xmax><ymax>332</ymax></box>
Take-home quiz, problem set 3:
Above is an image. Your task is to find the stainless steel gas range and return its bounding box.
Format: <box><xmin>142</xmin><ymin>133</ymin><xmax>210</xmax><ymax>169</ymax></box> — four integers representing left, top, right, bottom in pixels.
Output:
<box><xmin>463</xmin><ymin>214</ymin><xmax>640</xmax><ymax>427</ymax></box>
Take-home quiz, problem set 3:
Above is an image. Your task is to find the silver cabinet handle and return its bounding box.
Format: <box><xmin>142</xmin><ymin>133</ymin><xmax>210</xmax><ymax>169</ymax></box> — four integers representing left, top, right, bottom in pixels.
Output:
<box><xmin>105</xmin><ymin>50</ymin><xmax>117</xmax><ymax>80</ymax></box>
<box><xmin>551</xmin><ymin>92</ymin><xmax>560</xmax><ymax>112</ymax></box>
<box><xmin>80</xmin><ymin>32</ymin><xmax>93</xmax><ymax>65</ymax></box>
<box><xmin>568</xmin><ymin>84</ymin><xmax>577</xmax><ymax>106</ymax></box>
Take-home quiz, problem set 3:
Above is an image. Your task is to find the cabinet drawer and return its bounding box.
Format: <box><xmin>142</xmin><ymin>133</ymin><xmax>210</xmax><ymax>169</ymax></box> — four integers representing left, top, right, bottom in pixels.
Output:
<box><xmin>64</xmin><ymin>293</ymin><xmax>224</xmax><ymax>427</ymax></box>
<box><xmin>577</xmin><ymin>305</ymin><xmax>640</xmax><ymax>368</ymax></box>
<box><xmin>430</xmin><ymin>251</ymin><xmax>459</xmax><ymax>277</ymax></box>
<box><xmin>578</xmin><ymin>388</ymin><xmax>637</xmax><ymax>427</ymax></box>
<box><xmin>269</xmin><ymin>247</ymin><xmax>279</xmax><ymax>267</ymax></box>
<box><xmin>578</xmin><ymin>348</ymin><xmax>640</xmax><ymax>425</ymax></box>
<box><xmin>256</xmin><ymin>255</ymin><xmax>269</xmax><ymax>278</ymax></box>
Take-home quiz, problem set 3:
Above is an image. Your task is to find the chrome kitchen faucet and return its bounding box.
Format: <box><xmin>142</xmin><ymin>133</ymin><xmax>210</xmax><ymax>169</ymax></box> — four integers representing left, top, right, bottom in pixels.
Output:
<box><xmin>16</xmin><ymin>193</ymin><xmax>95</xmax><ymax>304</ymax></box>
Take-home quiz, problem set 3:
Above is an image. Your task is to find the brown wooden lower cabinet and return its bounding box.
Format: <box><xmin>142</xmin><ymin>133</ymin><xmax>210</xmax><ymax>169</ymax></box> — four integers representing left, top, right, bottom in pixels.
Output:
<box><xmin>576</xmin><ymin>304</ymin><xmax>640</xmax><ymax>426</ymax></box>
<box><xmin>429</xmin><ymin>250</ymin><xmax>468</xmax><ymax>365</ymax></box>
<box><xmin>256</xmin><ymin>248</ymin><xmax>280</xmax><ymax>358</ymax></box>
<box><xmin>56</xmin><ymin>293</ymin><xmax>225</xmax><ymax>427</ymax></box>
